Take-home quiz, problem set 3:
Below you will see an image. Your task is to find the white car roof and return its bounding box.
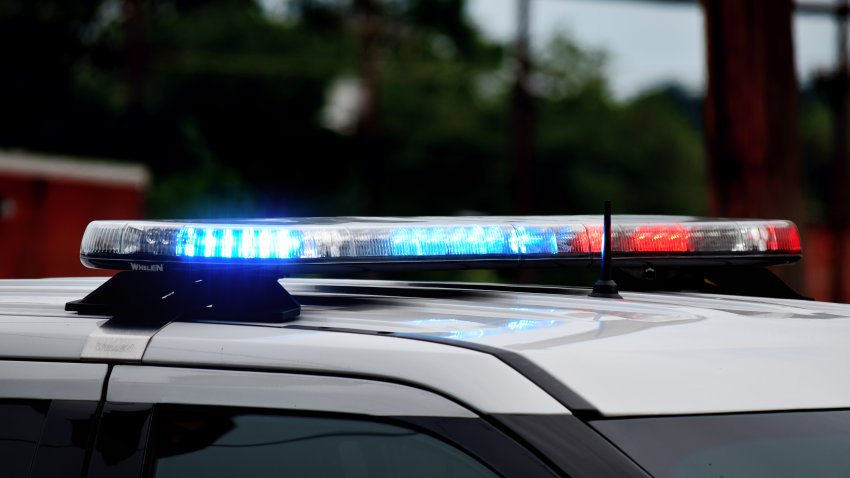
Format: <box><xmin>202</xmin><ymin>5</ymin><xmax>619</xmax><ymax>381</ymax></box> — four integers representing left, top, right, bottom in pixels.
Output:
<box><xmin>3</xmin><ymin>276</ymin><xmax>850</xmax><ymax>417</ymax></box>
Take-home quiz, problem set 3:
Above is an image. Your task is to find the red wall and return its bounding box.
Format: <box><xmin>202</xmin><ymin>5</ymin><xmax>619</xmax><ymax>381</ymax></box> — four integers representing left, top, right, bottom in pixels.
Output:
<box><xmin>0</xmin><ymin>174</ymin><xmax>144</xmax><ymax>278</ymax></box>
<box><xmin>801</xmin><ymin>225</ymin><xmax>850</xmax><ymax>303</ymax></box>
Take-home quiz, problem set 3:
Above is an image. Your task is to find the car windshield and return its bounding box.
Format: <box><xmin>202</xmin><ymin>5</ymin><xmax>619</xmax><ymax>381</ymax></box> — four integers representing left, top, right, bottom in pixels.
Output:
<box><xmin>591</xmin><ymin>410</ymin><xmax>850</xmax><ymax>478</ymax></box>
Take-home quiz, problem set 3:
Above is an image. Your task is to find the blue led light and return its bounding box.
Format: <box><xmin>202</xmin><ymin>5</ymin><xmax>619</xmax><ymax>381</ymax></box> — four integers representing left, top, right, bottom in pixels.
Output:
<box><xmin>173</xmin><ymin>227</ymin><xmax>306</xmax><ymax>260</ymax></box>
<box><xmin>203</xmin><ymin>228</ymin><xmax>216</xmax><ymax>257</ymax></box>
<box><xmin>173</xmin><ymin>224</ymin><xmax>563</xmax><ymax>260</ymax></box>
<box><xmin>389</xmin><ymin>226</ymin><xmax>517</xmax><ymax>256</ymax></box>
<box><xmin>240</xmin><ymin>228</ymin><xmax>254</xmax><ymax>258</ymax></box>
<box><xmin>510</xmin><ymin>227</ymin><xmax>558</xmax><ymax>255</ymax></box>
<box><xmin>387</xmin><ymin>225</ymin><xmax>557</xmax><ymax>257</ymax></box>
<box><xmin>221</xmin><ymin>229</ymin><xmax>234</xmax><ymax>258</ymax></box>
<box><xmin>175</xmin><ymin>228</ymin><xmax>196</xmax><ymax>257</ymax></box>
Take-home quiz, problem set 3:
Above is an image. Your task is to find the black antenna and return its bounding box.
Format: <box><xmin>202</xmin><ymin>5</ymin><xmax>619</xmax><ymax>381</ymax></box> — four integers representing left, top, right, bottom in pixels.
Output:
<box><xmin>590</xmin><ymin>200</ymin><xmax>622</xmax><ymax>299</ymax></box>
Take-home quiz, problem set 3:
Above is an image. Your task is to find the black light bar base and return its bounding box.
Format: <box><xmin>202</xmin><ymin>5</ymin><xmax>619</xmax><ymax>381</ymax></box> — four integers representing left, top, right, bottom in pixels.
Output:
<box><xmin>589</xmin><ymin>279</ymin><xmax>623</xmax><ymax>299</ymax></box>
<box><xmin>66</xmin><ymin>270</ymin><xmax>301</xmax><ymax>323</ymax></box>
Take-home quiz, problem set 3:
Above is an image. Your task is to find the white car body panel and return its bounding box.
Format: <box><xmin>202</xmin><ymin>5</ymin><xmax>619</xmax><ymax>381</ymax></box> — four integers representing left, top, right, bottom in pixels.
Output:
<box><xmin>142</xmin><ymin>322</ymin><xmax>571</xmax><ymax>415</ymax></box>
<box><xmin>285</xmin><ymin>280</ymin><xmax>850</xmax><ymax>416</ymax></box>
<box><xmin>0</xmin><ymin>278</ymin><xmax>107</xmax><ymax>359</ymax></box>
<box><xmin>108</xmin><ymin>365</ymin><xmax>477</xmax><ymax>417</ymax></box>
<box><xmin>0</xmin><ymin>361</ymin><xmax>107</xmax><ymax>400</ymax></box>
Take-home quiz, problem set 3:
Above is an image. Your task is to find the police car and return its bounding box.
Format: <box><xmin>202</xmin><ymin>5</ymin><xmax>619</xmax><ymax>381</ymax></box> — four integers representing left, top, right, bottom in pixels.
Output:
<box><xmin>3</xmin><ymin>209</ymin><xmax>850</xmax><ymax>478</ymax></box>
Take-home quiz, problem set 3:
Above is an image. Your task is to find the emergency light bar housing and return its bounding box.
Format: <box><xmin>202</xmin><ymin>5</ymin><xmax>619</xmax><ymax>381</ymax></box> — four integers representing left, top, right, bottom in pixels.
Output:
<box><xmin>78</xmin><ymin>216</ymin><xmax>802</xmax><ymax>273</ymax></box>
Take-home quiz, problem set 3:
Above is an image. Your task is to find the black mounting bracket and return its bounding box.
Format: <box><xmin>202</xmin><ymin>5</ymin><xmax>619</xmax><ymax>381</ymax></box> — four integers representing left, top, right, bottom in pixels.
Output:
<box><xmin>65</xmin><ymin>270</ymin><xmax>301</xmax><ymax>323</ymax></box>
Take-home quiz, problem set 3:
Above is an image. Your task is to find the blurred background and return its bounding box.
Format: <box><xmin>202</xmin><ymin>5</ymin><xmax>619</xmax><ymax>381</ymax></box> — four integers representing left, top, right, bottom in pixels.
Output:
<box><xmin>0</xmin><ymin>0</ymin><xmax>847</xmax><ymax>301</ymax></box>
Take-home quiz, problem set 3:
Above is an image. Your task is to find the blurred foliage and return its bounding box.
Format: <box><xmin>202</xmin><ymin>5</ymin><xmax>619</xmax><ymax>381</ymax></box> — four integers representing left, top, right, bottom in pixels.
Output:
<box><xmin>0</xmin><ymin>0</ymin><xmax>709</xmax><ymax>219</ymax></box>
<box><xmin>800</xmin><ymin>79</ymin><xmax>839</xmax><ymax>224</ymax></box>
<box><xmin>532</xmin><ymin>34</ymin><xmax>705</xmax><ymax>215</ymax></box>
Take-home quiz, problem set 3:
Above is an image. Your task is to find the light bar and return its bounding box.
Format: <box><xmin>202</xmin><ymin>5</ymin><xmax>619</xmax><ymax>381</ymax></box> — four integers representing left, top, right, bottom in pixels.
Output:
<box><xmin>78</xmin><ymin>216</ymin><xmax>802</xmax><ymax>272</ymax></box>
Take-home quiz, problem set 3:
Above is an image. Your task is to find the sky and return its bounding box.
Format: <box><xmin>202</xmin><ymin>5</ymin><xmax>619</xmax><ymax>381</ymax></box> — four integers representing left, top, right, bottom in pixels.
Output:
<box><xmin>466</xmin><ymin>0</ymin><xmax>839</xmax><ymax>99</ymax></box>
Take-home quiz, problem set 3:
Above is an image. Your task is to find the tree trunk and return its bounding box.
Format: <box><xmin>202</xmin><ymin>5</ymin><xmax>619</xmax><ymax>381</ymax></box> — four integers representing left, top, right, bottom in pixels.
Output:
<box><xmin>702</xmin><ymin>0</ymin><xmax>804</xmax><ymax>289</ymax></box>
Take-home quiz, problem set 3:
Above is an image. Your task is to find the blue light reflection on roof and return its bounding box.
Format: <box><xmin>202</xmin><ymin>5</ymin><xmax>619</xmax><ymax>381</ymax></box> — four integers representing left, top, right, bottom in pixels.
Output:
<box><xmin>406</xmin><ymin>318</ymin><xmax>561</xmax><ymax>341</ymax></box>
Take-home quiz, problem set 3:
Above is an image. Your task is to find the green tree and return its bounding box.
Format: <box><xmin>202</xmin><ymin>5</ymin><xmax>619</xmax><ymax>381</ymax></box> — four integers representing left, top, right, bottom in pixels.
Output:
<box><xmin>532</xmin><ymin>34</ymin><xmax>706</xmax><ymax>215</ymax></box>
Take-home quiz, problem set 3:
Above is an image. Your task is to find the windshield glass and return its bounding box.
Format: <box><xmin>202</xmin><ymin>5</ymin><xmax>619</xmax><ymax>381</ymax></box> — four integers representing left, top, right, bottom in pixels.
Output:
<box><xmin>592</xmin><ymin>410</ymin><xmax>850</xmax><ymax>477</ymax></box>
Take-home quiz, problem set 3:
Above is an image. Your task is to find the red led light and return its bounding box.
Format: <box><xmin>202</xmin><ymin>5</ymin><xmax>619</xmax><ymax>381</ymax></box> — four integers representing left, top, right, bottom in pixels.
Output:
<box><xmin>574</xmin><ymin>225</ymin><xmax>603</xmax><ymax>253</ymax></box>
<box><xmin>572</xmin><ymin>222</ymin><xmax>800</xmax><ymax>255</ymax></box>
<box><xmin>768</xmin><ymin>224</ymin><xmax>802</xmax><ymax>253</ymax></box>
<box><xmin>630</xmin><ymin>224</ymin><xmax>690</xmax><ymax>253</ymax></box>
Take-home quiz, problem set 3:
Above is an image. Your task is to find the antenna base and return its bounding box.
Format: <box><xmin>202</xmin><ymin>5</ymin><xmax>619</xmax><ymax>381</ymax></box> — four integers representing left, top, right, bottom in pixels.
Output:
<box><xmin>590</xmin><ymin>279</ymin><xmax>623</xmax><ymax>299</ymax></box>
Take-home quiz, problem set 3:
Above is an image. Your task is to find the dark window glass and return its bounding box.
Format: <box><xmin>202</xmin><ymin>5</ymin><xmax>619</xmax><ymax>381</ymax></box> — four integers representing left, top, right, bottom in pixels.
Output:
<box><xmin>150</xmin><ymin>407</ymin><xmax>499</xmax><ymax>478</ymax></box>
<box><xmin>88</xmin><ymin>403</ymin><xmax>153</xmax><ymax>478</ymax></box>
<box><xmin>0</xmin><ymin>399</ymin><xmax>50</xmax><ymax>478</ymax></box>
<box><xmin>593</xmin><ymin>410</ymin><xmax>850</xmax><ymax>478</ymax></box>
<box><xmin>31</xmin><ymin>400</ymin><xmax>100</xmax><ymax>478</ymax></box>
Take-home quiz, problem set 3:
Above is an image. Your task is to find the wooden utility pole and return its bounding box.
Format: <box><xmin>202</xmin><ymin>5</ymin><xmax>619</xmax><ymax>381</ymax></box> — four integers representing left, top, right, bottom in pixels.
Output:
<box><xmin>702</xmin><ymin>0</ymin><xmax>803</xmax><ymax>221</ymax></box>
<box><xmin>828</xmin><ymin>1</ymin><xmax>849</xmax><ymax>301</ymax></box>
<box><xmin>124</xmin><ymin>0</ymin><xmax>145</xmax><ymax>110</ymax></box>
<box><xmin>510</xmin><ymin>0</ymin><xmax>533</xmax><ymax>214</ymax></box>
<box><xmin>702</xmin><ymin>0</ymin><xmax>804</xmax><ymax>289</ymax></box>
<box><xmin>354</xmin><ymin>0</ymin><xmax>384</xmax><ymax>214</ymax></box>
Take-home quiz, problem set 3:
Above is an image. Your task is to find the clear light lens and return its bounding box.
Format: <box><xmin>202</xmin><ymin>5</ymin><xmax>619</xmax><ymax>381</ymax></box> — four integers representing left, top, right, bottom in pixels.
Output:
<box><xmin>78</xmin><ymin>217</ymin><xmax>802</xmax><ymax>271</ymax></box>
